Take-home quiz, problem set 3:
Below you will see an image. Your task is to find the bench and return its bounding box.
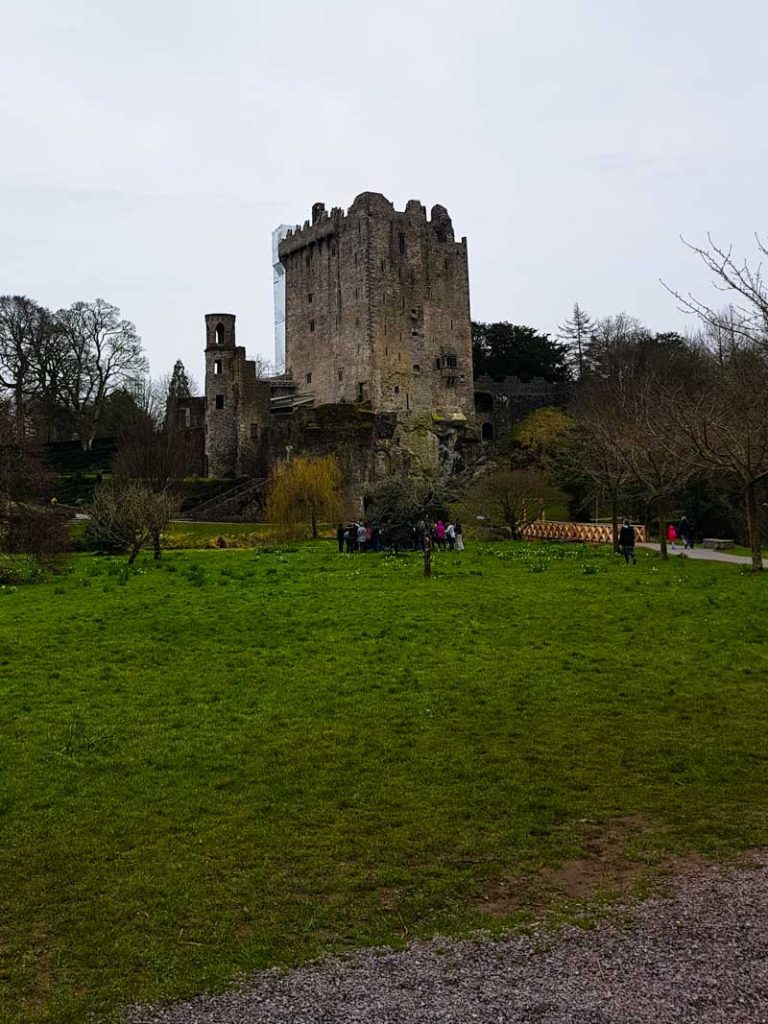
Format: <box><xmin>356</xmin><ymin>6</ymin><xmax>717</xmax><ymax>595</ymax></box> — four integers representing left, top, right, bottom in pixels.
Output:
<box><xmin>702</xmin><ymin>538</ymin><xmax>735</xmax><ymax>550</ymax></box>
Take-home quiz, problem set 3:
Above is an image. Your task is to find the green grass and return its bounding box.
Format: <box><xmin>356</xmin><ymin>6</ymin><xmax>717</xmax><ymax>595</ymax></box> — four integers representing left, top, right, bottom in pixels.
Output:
<box><xmin>2</xmin><ymin>542</ymin><xmax>768</xmax><ymax>1022</ymax></box>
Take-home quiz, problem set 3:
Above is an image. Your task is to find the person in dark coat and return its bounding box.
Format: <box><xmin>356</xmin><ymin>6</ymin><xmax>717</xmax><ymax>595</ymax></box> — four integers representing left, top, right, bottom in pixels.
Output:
<box><xmin>679</xmin><ymin>515</ymin><xmax>694</xmax><ymax>549</ymax></box>
<box><xmin>337</xmin><ymin>523</ymin><xmax>345</xmax><ymax>553</ymax></box>
<box><xmin>618</xmin><ymin>519</ymin><xmax>637</xmax><ymax>565</ymax></box>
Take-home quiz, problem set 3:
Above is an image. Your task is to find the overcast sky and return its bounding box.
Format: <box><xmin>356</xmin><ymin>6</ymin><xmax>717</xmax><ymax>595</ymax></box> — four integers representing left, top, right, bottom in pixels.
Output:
<box><xmin>2</xmin><ymin>0</ymin><xmax>766</xmax><ymax>380</ymax></box>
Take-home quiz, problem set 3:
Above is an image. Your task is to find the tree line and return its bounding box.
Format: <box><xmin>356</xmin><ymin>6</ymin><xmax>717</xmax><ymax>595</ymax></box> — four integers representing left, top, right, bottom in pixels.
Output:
<box><xmin>0</xmin><ymin>295</ymin><xmax>198</xmax><ymax>449</ymax></box>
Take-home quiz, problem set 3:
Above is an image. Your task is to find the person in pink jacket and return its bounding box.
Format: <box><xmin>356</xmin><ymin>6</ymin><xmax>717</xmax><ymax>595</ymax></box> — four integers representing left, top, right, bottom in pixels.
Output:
<box><xmin>435</xmin><ymin>520</ymin><xmax>446</xmax><ymax>550</ymax></box>
<box><xmin>667</xmin><ymin>523</ymin><xmax>678</xmax><ymax>547</ymax></box>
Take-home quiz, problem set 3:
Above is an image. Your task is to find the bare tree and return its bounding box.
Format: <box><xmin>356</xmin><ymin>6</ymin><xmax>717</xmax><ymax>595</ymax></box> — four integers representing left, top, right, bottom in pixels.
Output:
<box><xmin>86</xmin><ymin>480</ymin><xmax>180</xmax><ymax>564</ymax></box>
<box><xmin>664</xmin><ymin>235</ymin><xmax>768</xmax><ymax>346</ymax></box>
<box><xmin>0</xmin><ymin>296</ymin><xmax>54</xmax><ymax>438</ymax></box>
<box><xmin>666</xmin><ymin>337</ymin><xmax>768</xmax><ymax>571</ymax></box>
<box><xmin>55</xmin><ymin>299</ymin><xmax>148</xmax><ymax>449</ymax></box>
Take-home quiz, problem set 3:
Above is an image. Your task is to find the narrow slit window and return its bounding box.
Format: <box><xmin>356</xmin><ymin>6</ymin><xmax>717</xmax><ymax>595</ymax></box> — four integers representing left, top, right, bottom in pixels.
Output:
<box><xmin>308</xmin><ymin>292</ymin><xmax>313</xmax><ymax>304</ymax></box>
<box><xmin>306</xmin><ymin>372</ymin><xmax>312</xmax><ymax>384</ymax></box>
<box><xmin>215</xmin><ymin>394</ymin><xmax>224</xmax><ymax>410</ymax></box>
<box><xmin>399</xmin><ymin>232</ymin><xmax>406</xmax><ymax>255</ymax></box>
<box><xmin>309</xmin><ymin>319</ymin><xmax>315</xmax><ymax>332</ymax></box>
<box><xmin>214</xmin><ymin>359</ymin><xmax>222</xmax><ymax>375</ymax></box>
<box><xmin>338</xmin><ymin>369</ymin><xmax>343</xmax><ymax>382</ymax></box>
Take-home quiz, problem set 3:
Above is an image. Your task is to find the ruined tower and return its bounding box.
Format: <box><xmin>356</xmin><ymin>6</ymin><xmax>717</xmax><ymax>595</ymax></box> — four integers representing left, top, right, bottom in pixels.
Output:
<box><xmin>204</xmin><ymin>313</ymin><xmax>271</xmax><ymax>478</ymax></box>
<box><xmin>277</xmin><ymin>192</ymin><xmax>474</xmax><ymax>421</ymax></box>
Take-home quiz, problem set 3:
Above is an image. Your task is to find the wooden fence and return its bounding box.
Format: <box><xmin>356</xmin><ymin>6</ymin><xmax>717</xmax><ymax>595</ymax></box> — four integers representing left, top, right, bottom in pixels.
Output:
<box><xmin>521</xmin><ymin>520</ymin><xmax>646</xmax><ymax>544</ymax></box>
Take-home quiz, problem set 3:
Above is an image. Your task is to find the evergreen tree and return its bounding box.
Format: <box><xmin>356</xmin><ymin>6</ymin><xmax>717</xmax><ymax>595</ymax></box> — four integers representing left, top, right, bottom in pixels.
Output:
<box><xmin>557</xmin><ymin>303</ymin><xmax>594</xmax><ymax>378</ymax></box>
<box><xmin>471</xmin><ymin>322</ymin><xmax>570</xmax><ymax>383</ymax></box>
<box><xmin>168</xmin><ymin>360</ymin><xmax>194</xmax><ymax>400</ymax></box>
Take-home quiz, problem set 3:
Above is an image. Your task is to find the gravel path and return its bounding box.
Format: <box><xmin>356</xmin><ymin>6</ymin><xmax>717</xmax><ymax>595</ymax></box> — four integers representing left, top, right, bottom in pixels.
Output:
<box><xmin>126</xmin><ymin>855</ymin><xmax>768</xmax><ymax>1024</ymax></box>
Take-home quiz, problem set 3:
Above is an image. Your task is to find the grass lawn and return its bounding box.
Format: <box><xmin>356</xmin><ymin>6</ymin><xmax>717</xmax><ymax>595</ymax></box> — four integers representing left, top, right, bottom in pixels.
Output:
<box><xmin>2</xmin><ymin>542</ymin><xmax>768</xmax><ymax>1022</ymax></box>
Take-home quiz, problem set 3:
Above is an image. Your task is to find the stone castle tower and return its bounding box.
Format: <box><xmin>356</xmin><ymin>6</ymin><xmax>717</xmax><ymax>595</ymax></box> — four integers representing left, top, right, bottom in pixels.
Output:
<box><xmin>278</xmin><ymin>192</ymin><xmax>474</xmax><ymax>421</ymax></box>
<box><xmin>203</xmin><ymin>313</ymin><xmax>271</xmax><ymax>478</ymax></box>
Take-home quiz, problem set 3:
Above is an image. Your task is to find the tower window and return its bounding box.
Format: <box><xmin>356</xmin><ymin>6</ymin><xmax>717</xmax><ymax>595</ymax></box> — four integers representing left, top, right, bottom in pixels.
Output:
<box><xmin>215</xmin><ymin>322</ymin><xmax>225</xmax><ymax>346</ymax></box>
<box><xmin>215</xmin><ymin>394</ymin><xmax>224</xmax><ymax>409</ymax></box>
<box><xmin>305</xmin><ymin>254</ymin><xmax>311</xmax><ymax>268</ymax></box>
<box><xmin>309</xmin><ymin>319</ymin><xmax>315</xmax><ymax>332</ymax></box>
<box><xmin>338</xmin><ymin>369</ymin><xmax>343</xmax><ymax>381</ymax></box>
<box><xmin>446</xmin><ymin>354</ymin><xmax>457</xmax><ymax>368</ymax></box>
<box><xmin>306</xmin><ymin>372</ymin><xmax>312</xmax><ymax>384</ymax></box>
<box><xmin>394</xmin><ymin>386</ymin><xmax>400</xmax><ymax>395</ymax></box>
<box><xmin>399</xmin><ymin>232</ymin><xmax>406</xmax><ymax>255</ymax></box>
<box><xmin>213</xmin><ymin>359</ymin><xmax>222</xmax><ymax>375</ymax></box>
<box><xmin>331</xmin><ymin>243</ymin><xmax>336</xmax><ymax>256</ymax></box>
<box><xmin>413</xmin><ymin>364</ymin><xmax>421</xmax><ymax>373</ymax></box>
<box><xmin>308</xmin><ymin>292</ymin><xmax>313</xmax><ymax>304</ymax></box>
<box><xmin>381</xmin><ymin>260</ymin><xmax>385</xmax><ymax>271</ymax></box>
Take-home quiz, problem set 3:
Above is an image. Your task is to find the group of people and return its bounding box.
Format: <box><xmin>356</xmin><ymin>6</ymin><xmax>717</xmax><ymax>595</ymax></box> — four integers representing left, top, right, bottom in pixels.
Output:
<box><xmin>666</xmin><ymin>516</ymin><xmax>694</xmax><ymax>550</ymax></box>
<box><xmin>415</xmin><ymin>519</ymin><xmax>464</xmax><ymax>552</ymax></box>
<box><xmin>335</xmin><ymin>518</ymin><xmax>465</xmax><ymax>553</ymax></box>
<box><xmin>337</xmin><ymin>522</ymin><xmax>383</xmax><ymax>553</ymax></box>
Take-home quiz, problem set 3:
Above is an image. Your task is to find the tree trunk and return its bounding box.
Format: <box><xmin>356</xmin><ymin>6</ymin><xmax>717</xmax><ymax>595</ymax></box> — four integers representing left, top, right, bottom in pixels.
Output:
<box><xmin>128</xmin><ymin>545</ymin><xmax>139</xmax><ymax>566</ymax></box>
<box><xmin>311</xmin><ymin>506</ymin><xmax>318</xmax><ymax>540</ymax></box>
<box><xmin>152</xmin><ymin>526</ymin><xmax>161</xmax><ymax>560</ymax></box>
<box><xmin>745</xmin><ymin>481</ymin><xmax>763</xmax><ymax>572</ymax></box>
<box><xmin>659</xmin><ymin>510</ymin><xmax>668</xmax><ymax>560</ymax></box>
<box><xmin>423</xmin><ymin>534</ymin><xmax>432</xmax><ymax>577</ymax></box>
<box><xmin>610</xmin><ymin>492</ymin><xmax>619</xmax><ymax>553</ymax></box>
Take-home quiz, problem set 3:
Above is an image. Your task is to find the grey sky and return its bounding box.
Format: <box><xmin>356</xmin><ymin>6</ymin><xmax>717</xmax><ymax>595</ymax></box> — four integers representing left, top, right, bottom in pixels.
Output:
<box><xmin>2</xmin><ymin>0</ymin><xmax>766</xmax><ymax>381</ymax></box>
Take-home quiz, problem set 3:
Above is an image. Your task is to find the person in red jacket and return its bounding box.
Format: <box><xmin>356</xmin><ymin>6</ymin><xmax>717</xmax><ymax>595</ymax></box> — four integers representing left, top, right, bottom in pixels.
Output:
<box><xmin>667</xmin><ymin>523</ymin><xmax>678</xmax><ymax>548</ymax></box>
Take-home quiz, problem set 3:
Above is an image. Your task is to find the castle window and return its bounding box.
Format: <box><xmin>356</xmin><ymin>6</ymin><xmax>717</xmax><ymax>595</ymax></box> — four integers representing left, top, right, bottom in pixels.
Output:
<box><xmin>306</xmin><ymin>372</ymin><xmax>312</xmax><ymax>384</ymax></box>
<box><xmin>394</xmin><ymin>386</ymin><xmax>400</xmax><ymax>395</ymax></box>
<box><xmin>445</xmin><ymin>376</ymin><xmax>457</xmax><ymax>387</ymax></box>
<box><xmin>399</xmin><ymin>232</ymin><xmax>406</xmax><ymax>255</ymax></box>
<box><xmin>331</xmin><ymin>243</ymin><xmax>336</xmax><ymax>256</ymax></box>
<box><xmin>406</xmin><ymin>392</ymin><xmax>410</xmax><ymax>410</ymax></box>
<box><xmin>308</xmin><ymin>292</ymin><xmax>313</xmax><ymax>304</ymax></box>
<box><xmin>214</xmin><ymin>359</ymin><xmax>222</xmax><ymax>375</ymax></box>
<box><xmin>354</xmin><ymin>287</ymin><xmax>358</xmax><ymax>298</ymax></box>
<box><xmin>305</xmin><ymin>254</ymin><xmax>311</xmax><ymax>269</ymax></box>
<box><xmin>338</xmin><ymin>369</ymin><xmax>343</xmax><ymax>382</ymax></box>
<box><xmin>215</xmin><ymin>322</ymin><xmax>225</xmax><ymax>346</ymax></box>
<box><xmin>385</xmin><ymin>346</ymin><xmax>388</xmax><ymax>355</ymax></box>
<box><xmin>482</xmin><ymin>422</ymin><xmax>494</xmax><ymax>442</ymax></box>
<box><xmin>250</xmin><ymin>423</ymin><xmax>258</xmax><ymax>440</ymax></box>
<box><xmin>381</xmin><ymin>260</ymin><xmax>385</xmax><ymax>272</ymax></box>
<box><xmin>446</xmin><ymin>354</ymin><xmax>457</xmax><ymax>368</ymax></box>
<box><xmin>435</xmin><ymin>357</ymin><xmax>443</xmax><ymax>369</ymax></box>
<box><xmin>309</xmin><ymin>319</ymin><xmax>315</xmax><ymax>332</ymax></box>
<box><xmin>215</xmin><ymin>394</ymin><xmax>224</xmax><ymax>409</ymax></box>
<box><xmin>413</xmin><ymin>364</ymin><xmax>421</xmax><ymax>374</ymax></box>
<box><xmin>354</xmin><ymin>253</ymin><xmax>358</xmax><ymax>266</ymax></box>
<box><xmin>355</xmin><ymin>316</ymin><xmax>360</xmax><ymax>326</ymax></box>
<box><xmin>444</xmin><ymin>258</ymin><xmax>449</xmax><ymax>270</ymax></box>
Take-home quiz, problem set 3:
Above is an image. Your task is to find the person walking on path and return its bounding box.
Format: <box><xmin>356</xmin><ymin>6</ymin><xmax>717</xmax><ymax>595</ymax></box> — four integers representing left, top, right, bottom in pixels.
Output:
<box><xmin>679</xmin><ymin>515</ymin><xmax>694</xmax><ymax>549</ymax></box>
<box><xmin>336</xmin><ymin>523</ymin><xmax>345</xmax><ymax>553</ymax></box>
<box><xmin>619</xmin><ymin>519</ymin><xmax>637</xmax><ymax>565</ymax></box>
<box><xmin>446</xmin><ymin>522</ymin><xmax>456</xmax><ymax>551</ymax></box>
<box><xmin>667</xmin><ymin>523</ymin><xmax>678</xmax><ymax>548</ymax></box>
<box><xmin>455</xmin><ymin>520</ymin><xmax>464</xmax><ymax>551</ymax></box>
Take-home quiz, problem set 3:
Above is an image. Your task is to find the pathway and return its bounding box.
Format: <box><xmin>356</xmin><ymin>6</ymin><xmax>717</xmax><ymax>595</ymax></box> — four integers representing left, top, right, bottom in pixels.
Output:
<box><xmin>638</xmin><ymin>543</ymin><xmax>767</xmax><ymax>567</ymax></box>
<box><xmin>127</xmin><ymin>855</ymin><xmax>768</xmax><ymax>1024</ymax></box>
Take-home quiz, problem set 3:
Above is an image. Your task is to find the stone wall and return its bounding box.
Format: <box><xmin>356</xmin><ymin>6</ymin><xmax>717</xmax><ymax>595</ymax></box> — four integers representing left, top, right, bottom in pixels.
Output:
<box><xmin>473</xmin><ymin>375</ymin><xmax>567</xmax><ymax>443</ymax></box>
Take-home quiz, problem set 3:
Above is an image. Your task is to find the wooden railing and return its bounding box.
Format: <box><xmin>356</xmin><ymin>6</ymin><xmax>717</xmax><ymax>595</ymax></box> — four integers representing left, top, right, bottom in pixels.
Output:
<box><xmin>521</xmin><ymin>521</ymin><xmax>646</xmax><ymax>544</ymax></box>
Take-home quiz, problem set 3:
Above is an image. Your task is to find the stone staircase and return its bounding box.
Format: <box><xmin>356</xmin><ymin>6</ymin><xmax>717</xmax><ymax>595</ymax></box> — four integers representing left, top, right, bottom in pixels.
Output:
<box><xmin>181</xmin><ymin>478</ymin><xmax>268</xmax><ymax>522</ymax></box>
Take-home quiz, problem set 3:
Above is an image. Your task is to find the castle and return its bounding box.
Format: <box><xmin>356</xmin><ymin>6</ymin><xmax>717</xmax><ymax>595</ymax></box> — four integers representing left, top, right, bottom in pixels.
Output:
<box><xmin>169</xmin><ymin>191</ymin><xmax>562</xmax><ymax>498</ymax></box>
